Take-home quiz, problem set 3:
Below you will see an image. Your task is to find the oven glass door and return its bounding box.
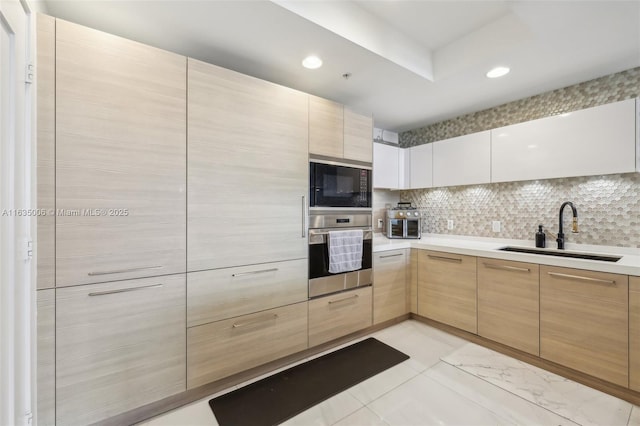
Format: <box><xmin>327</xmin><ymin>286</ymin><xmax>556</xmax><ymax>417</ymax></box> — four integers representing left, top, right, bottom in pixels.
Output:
<box><xmin>309</xmin><ymin>238</ymin><xmax>372</xmax><ymax>279</ymax></box>
<box><xmin>406</xmin><ymin>219</ymin><xmax>420</xmax><ymax>238</ymax></box>
<box><xmin>311</xmin><ymin>163</ymin><xmax>371</xmax><ymax>208</ymax></box>
<box><xmin>388</xmin><ymin>219</ymin><xmax>405</xmax><ymax>238</ymax></box>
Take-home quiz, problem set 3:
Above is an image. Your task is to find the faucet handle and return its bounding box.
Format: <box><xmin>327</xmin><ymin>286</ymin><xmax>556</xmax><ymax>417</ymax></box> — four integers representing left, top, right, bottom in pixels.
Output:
<box><xmin>572</xmin><ymin>217</ymin><xmax>579</xmax><ymax>233</ymax></box>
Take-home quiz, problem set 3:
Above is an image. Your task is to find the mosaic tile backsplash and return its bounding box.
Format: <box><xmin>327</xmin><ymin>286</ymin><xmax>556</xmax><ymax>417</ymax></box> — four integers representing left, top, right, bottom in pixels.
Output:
<box><xmin>400</xmin><ymin>173</ymin><xmax>640</xmax><ymax>248</ymax></box>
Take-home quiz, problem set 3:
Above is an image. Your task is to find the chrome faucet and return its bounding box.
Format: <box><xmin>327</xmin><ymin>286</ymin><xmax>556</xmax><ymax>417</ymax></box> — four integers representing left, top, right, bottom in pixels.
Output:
<box><xmin>557</xmin><ymin>201</ymin><xmax>578</xmax><ymax>249</ymax></box>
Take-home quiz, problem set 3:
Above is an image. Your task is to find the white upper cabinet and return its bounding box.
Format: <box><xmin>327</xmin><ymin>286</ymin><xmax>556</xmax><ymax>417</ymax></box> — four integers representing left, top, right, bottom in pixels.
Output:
<box><xmin>409</xmin><ymin>143</ymin><xmax>433</xmax><ymax>189</ymax></box>
<box><xmin>433</xmin><ymin>131</ymin><xmax>491</xmax><ymax>187</ymax></box>
<box><xmin>373</xmin><ymin>143</ymin><xmax>400</xmax><ymax>189</ymax></box>
<box><xmin>491</xmin><ymin>99</ymin><xmax>637</xmax><ymax>183</ymax></box>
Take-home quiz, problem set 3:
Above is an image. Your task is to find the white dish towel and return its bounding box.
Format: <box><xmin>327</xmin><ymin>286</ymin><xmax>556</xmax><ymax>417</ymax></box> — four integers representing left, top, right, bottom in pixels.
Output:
<box><xmin>328</xmin><ymin>229</ymin><xmax>363</xmax><ymax>274</ymax></box>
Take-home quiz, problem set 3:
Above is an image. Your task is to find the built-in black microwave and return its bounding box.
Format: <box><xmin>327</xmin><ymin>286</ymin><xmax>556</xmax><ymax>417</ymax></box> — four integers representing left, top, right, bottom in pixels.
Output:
<box><xmin>309</xmin><ymin>161</ymin><xmax>372</xmax><ymax>208</ymax></box>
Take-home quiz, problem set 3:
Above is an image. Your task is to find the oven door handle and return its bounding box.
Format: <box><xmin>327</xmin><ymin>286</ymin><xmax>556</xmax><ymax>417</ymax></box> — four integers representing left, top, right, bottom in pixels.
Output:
<box><xmin>308</xmin><ymin>228</ymin><xmax>373</xmax><ymax>245</ymax></box>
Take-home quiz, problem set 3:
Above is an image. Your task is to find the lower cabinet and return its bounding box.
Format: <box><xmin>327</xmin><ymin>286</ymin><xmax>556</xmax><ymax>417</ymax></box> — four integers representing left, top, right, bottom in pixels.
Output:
<box><xmin>629</xmin><ymin>276</ymin><xmax>640</xmax><ymax>391</ymax></box>
<box><xmin>409</xmin><ymin>249</ymin><xmax>418</xmax><ymax>314</ymax></box>
<box><xmin>309</xmin><ymin>287</ymin><xmax>373</xmax><ymax>347</ymax></box>
<box><xmin>478</xmin><ymin>258</ymin><xmax>540</xmax><ymax>355</ymax></box>
<box><xmin>56</xmin><ymin>275</ymin><xmax>186</xmax><ymax>426</ymax></box>
<box><xmin>37</xmin><ymin>290</ymin><xmax>55</xmax><ymax>426</ymax></box>
<box><xmin>187</xmin><ymin>302</ymin><xmax>308</xmax><ymax>389</ymax></box>
<box><xmin>373</xmin><ymin>249</ymin><xmax>408</xmax><ymax>324</ymax></box>
<box><xmin>540</xmin><ymin>266</ymin><xmax>628</xmax><ymax>387</ymax></box>
<box><xmin>418</xmin><ymin>251</ymin><xmax>477</xmax><ymax>333</ymax></box>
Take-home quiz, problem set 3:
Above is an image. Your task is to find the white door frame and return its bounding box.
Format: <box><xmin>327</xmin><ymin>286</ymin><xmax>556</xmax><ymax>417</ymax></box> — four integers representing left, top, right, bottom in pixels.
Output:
<box><xmin>0</xmin><ymin>0</ymin><xmax>36</xmax><ymax>425</ymax></box>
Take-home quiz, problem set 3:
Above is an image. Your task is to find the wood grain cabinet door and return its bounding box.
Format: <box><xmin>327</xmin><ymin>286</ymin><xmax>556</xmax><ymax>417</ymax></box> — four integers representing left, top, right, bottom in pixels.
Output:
<box><xmin>373</xmin><ymin>249</ymin><xmax>408</xmax><ymax>324</ymax></box>
<box><xmin>478</xmin><ymin>258</ymin><xmax>539</xmax><ymax>355</ymax></box>
<box><xmin>55</xmin><ymin>20</ymin><xmax>187</xmax><ymax>287</ymax></box>
<box><xmin>343</xmin><ymin>108</ymin><xmax>373</xmax><ymax>163</ymax></box>
<box><xmin>36</xmin><ymin>289</ymin><xmax>55</xmax><ymax>426</ymax></box>
<box><xmin>309</xmin><ymin>95</ymin><xmax>344</xmax><ymax>159</ymax></box>
<box><xmin>56</xmin><ymin>274</ymin><xmax>186</xmax><ymax>425</ymax></box>
<box><xmin>629</xmin><ymin>276</ymin><xmax>640</xmax><ymax>391</ymax></box>
<box><xmin>540</xmin><ymin>266</ymin><xmax>628</xmax><ymax>387</ymax></box>
<box><xmin>418</xmin><ymin>251</ymin><xmax>477</xmax><ymax>333</ymax></box>
<box><xmin>187</xmin><ymin>58</ymin><xmax>308</xmax><ymax>271</ymax></box>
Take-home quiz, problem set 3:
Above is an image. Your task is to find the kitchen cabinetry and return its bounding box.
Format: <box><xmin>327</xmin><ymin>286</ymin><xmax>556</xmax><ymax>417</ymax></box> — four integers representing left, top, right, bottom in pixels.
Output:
<box><xmin>36</xmin><ymin>13</ymin><xmax>55</xmax><ymax>289</ymax></box>
<box><xmin>491</xmin><ymin>99</ymin><xmax>637</xmax><ymax>183</ymax></box>
<box><xmin>409</xmin><ymin>249</ymin><xmax>418</xmax><ymax>313</ymax></box>
<box><xmin>309</xmin><ymin>287</ymin><xmax>373</xmax><ymax>346</ymax></box>
<box><xmin>433</xmin><ymin>131</ymin><xmax>491</xmax><ymax>187</ymax></box>
<box><xmin>56</xmin><ymin>275</ymin><xmax>186</xmax><ymax>425</ymax></box>
<box><xmin>478</xmin><ymin>258</ymin><xmax>539</xmax><ymax>355</ymax></box>
<box><xmin>188</xmin><ymin>58</ymin><xmax>308</xmax><ymax>271</ymax></box>
<box><xmin>409</xmin><ymin>143</ymin><xmax>433</xmax><ymax>189</ymax></box>
<box><xmin>373</xmin><ymin>143</ymin><xmax>400</xmax><ymax>189</ymax></box>
<box><xmin>373</xmin><ymin>249</ymin><xmax>408</xmax><ymax>324</ymax></box>
<box><xmin>344</xmin><ymin>107</ymin><xmax>374</xmax><ymax>162</ymax></box>
<box><xmin>418</xmin><ymin>251</ymin><xmax>477</xmax><ymax>333</ymax></box>
<box><xmin>37</xmin><ymin>290</ymin><xmax>55</xmax><ymax>426</ymax></box>
<box><xmin>629</xmin><ymin>276</ymin><xmax>640</xmax><ymax>391</ymax></box>
<box><xmin>187</xmin><ymin>259</ymin><xmax>307</xmax><ymax>327</ymax></box>
<box><xmin>540</xmin><ymin>266</ymin><xmax>628</xmax><ymax>387</ymax></box>
<box><xmin>55</xmin><ymin>19</ymin><xmax>187</xmax><ymax>287</ymax></box>
<box><xmin>187</xmin><ymin>302</ymin><xmax>308</xmax><ymax>388</ymax></box>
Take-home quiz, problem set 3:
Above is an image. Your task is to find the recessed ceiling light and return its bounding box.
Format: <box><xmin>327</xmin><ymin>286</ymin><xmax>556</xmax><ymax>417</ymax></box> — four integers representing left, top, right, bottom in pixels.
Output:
<box><xmin>302</xmin><ymin>55</ymin><xmax>323</xmax><ymax>69</ymax></box>
<box><xmin>486</xmin><ymin>66</ymin><xmax>510</xmax><ymax>78</ymax></box>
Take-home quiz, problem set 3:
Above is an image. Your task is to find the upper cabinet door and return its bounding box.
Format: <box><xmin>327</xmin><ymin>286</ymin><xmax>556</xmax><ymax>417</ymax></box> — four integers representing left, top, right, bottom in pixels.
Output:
<box><xmin>309</xmin><ymin>95</ymin><xmax>344</xmax><ymax>159</ymax></box>
<box><xmin>373</xmin><ymin>143</ymin><xmax>399</xmax><ymax>189</ymax></box>
<box><xmin>188</xmin><ymin>59</ymin><xmax>308</xmax><ymax>271</ymax></box>
<box><xmin>409</xmin><ymin>143</ymin><xmax>433</xmax><ymax>189</ymax></box>
<box><xmin>491</xmin><ymin>99</ymin><xmax>637</xmax><ymax>183</ymax></box>
<box><xmin>344</xmin><ymin>108</ymin><xmax>373</xmax><ymax>163</ymax></box>
<box><xmin>55</xmin><ymin>20</ymin><xmax>187</xmax><ymax>287</ymax></box>
<box><xmin>433</xmin><ymin>131</ymin><xmax>491</xmax><ymax>187</ymax></box>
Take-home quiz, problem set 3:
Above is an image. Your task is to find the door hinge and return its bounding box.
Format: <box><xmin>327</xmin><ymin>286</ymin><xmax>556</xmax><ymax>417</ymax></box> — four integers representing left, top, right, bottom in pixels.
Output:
<box><xmin>25</xmin><ymin>240</ymin><xmax>33</xmax><ymax>260</ymax></box>
<box><xmin>25</xmin><ymin>411</ymin><xmax>33</xmax><ymax>425</ymax></box>
<box><xmin>25</xmin><ymin>63</ymin><xmax>34</xmax><ymax>84</ymax></box>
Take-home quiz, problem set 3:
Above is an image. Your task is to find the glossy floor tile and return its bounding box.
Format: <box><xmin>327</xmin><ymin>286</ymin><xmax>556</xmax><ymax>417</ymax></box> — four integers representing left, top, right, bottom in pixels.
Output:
<box><xmin>142</xmin><ymin>320</ymin><xmax>638</xmax><ymax>426</ymax></box>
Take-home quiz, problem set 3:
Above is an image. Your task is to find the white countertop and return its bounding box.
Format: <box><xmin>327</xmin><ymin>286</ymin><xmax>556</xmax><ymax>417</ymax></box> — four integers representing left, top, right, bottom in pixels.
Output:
<box><xmin>373</xmin><ymin>233</ymin><xmax>640</xmax><ymax>276</ymax></box>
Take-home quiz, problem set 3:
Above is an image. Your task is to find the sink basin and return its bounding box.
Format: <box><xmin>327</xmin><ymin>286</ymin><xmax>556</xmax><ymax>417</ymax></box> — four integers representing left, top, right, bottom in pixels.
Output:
<box><xmin>498</xmin><ymin>246</ymin><xmax>621</xmax><ymax>262</ymax></box>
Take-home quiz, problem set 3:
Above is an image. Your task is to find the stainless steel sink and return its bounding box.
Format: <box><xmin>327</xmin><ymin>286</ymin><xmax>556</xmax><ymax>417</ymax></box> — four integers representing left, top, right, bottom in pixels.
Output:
<box><xmin>498</xmin><ymin>246</ymin><xmax>621</xmax><ymax>262</ymax></box>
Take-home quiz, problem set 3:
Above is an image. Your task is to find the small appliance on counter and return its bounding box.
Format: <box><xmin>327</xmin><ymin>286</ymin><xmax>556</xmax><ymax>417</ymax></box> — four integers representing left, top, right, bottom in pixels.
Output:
<box><xmin>386</xmin><ymin>202</ymin><xmax>421</xmax><ymax>239</ymax></box>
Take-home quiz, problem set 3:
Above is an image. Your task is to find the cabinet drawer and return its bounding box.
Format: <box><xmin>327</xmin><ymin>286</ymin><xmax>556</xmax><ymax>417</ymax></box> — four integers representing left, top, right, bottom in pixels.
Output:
<box><xmin>540</xmin><ymin>266</ymin><xmax>628</xmax><ymax>387</ymax></box>
<box><xmin>309</xmin><ymin>287</ymin><xmax>373</xmax><ymax>347</ymax></box>
<box><xmin>478</xmin><ymin>258</ymin><xmax>539</xmax><ymax>355</ymax></box>
<box><xmin>631</xmin><ymin>276</ymin><xmax>640</xmax><ymax>391</ymax></box>
<box><xmin>418</xmin><ymin>250</ymin><xmax>477</xmax><ymax>333</ymax></box>
<box><xmin>187</xmin><ymin>302</ymin><xmax>308</xmax><ymax>389</ymax></box>
<box><xmin>187</xmin><ymin>259</ymin><xmax>307</xmax><ymax>327</ymax></box>
<box><xmin>373</xmin><ymin>250</ymin><xmax>408</xmax><ymax>324</ymax></box>
<box><xmin>56</xmin><ymin>275</ymin><xmax>186</xmax><ymax>426</ymax></box>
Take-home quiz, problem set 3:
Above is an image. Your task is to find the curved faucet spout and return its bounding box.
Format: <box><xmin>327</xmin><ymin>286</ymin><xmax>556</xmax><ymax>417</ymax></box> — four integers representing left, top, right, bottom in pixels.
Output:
<box><xmin>557</xmin><ymin>201</ymin><xmax>578</xmax><ymax>250</ymax></box>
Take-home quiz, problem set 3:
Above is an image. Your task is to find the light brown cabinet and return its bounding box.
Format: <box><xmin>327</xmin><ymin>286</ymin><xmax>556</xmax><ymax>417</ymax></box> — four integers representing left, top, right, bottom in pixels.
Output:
<box><xmin>309</xmin><ymin>95</ymin><xmax>373</xmax><ymax>162</ymax></box>
<box><xmin>478</xmin><ymin>258</ymin><xmax>539</xmax><ymax>355</ymax></box>
<box><xmin>409</xmin><ymin>249</ymin><xmax>418</xmax><ymax>314</ymax></box>
<box><xmin>187</xmin><ymin>302</ymin><xmax>308</xmax><ymax>388</ymax></box>
<box><xmin>629</xmin><ymin>276</ymin><xmax>640</xmax><ymax>391</ymax></box>
<box><xmin>540</xmin><ymin>266</ymin><xmax>628</xmax><ymax>387</ymax></box>
<box><xmin>37</xmin><ymin>289</ymin><xmax>55</xmax><ymax>426</ymax></box>
<box><xmin>187</xmin><ymin>58</ymin><xmax>308</xmax><ymax>272</ymax></box>
<box><xmin>55</xmin><ymin>19</ymin><xmax>187</xmax><ymax>287</ymax></box>
<box><xmin>309</xmin><ymin>287</ymin><xmax>373</xmax><ymax>346</ymax></box>
<box><xmin>418</xmin><ymin>251</ymin><xmax>477</xmax><ymax>333</ymax></box>
<box><xmin>187</xmin><ymin>259</ymin><xmax>307</xmax><ymax>327</ymax></box>
<box><xmin>373</xmin><ymin>249</ymin><xmax>408</xmax><ymax>324</ymax></box>
<box><xmin>56</xmin><ymin>274</ymin><xmax>186</xmax><ymax>425</ymax></box>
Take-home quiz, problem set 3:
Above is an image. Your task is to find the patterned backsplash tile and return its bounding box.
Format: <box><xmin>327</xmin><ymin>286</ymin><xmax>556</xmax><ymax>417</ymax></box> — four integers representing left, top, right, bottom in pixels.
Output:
<box><xmin>400</xmin><ymin>173</ymin><xmax>640</xmax><ymax>248</ymax></box>
<box><xmin>395</xmin><ymin>66</ymin><xmax>640</xmax><ymax>248</ymax></box>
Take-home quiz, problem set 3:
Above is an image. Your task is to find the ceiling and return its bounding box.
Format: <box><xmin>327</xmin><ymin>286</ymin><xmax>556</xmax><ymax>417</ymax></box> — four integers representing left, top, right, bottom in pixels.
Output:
<box><xmin>39</xmin><ymin>0</ymin><xmax>640</xmax><ymax>132</ymax></box>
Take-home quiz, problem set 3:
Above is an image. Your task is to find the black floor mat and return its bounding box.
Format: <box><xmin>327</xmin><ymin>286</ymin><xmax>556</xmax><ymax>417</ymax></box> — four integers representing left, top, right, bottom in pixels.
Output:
<box><xmin>209</xmin><ymin>337</ymin><xmax>409</xmax><ymax>426</ymax></box>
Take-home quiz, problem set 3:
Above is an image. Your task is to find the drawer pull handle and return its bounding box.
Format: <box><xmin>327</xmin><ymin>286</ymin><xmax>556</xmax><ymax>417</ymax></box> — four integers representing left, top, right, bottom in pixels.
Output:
<box><xmin>88</xmin><ymin>283</ymin><xmax>163</xmax><ymax>297</ymax></box>
<box><xmin>380</xmin><ymin>253</ymin><xmax>403</xmax><ymax>259</ymax></box>
<box><xmin>232</xmin><ymin>314</ymin><xmax>278</xmax><ymax>328</ymax></box>
<box><xmin>483</xmin><ymin>263</ymin><xmax>530</xmax><ymax>273</ymax></box>
<box><xmin>232</xmin><ymin>268</ymin><xmax>279</xmax><ymax>277</ymax></box>
<box><xmin>547</xmin><ymin>272</ymin><xmax>616</xmax><ymax>285</ymax></box>
<box><xmin>428</xmin><ymin>254</ymin><xmax>462</xmax><ymax>263</ymax></box>
<box><xmin>302</xmin><ymin>195</ymin><xmax>306</xmax><ymax>238</ymax></box>
<box><xmin>88</xmin><ymin>265</ymin><xmax>163</xmax><ymax>276</ymax></box>
<box><xmin>328</xmin><ymin>294</ymin><xmax>359</xmax><ymax>304</ymax></box>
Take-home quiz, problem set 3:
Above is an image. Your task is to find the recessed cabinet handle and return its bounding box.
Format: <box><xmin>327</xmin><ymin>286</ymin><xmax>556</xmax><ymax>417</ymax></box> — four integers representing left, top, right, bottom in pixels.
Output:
<box><xmin>232</xmin><ymin>268</ymin><xmax>278</xmax><ymax>277</ymax></box>
<box><xmin>328</xmin><ymin>294</ymin><xmax>359</xmax><ymax>304</ymax></box>
<box><xmin>88</xmin><ymin>265</ymin><xmax>163</xmax><ymax>276</ymax></box>
<box><xmin>428</xmin><ymin>254</ymin><xmax>462</xmax><ymax>263</ymax></box>
<box><xmin>88</xmin><ymin>283</ymin><xmax>163</xmax><ymax>297</ymax></box>
<box><xmin>483</xmin><ymin>263</ymin><xmax>530</xmax><ymax>273</ymax></box>
<box><xmin>232</xmin><ymin>314</ymin><xmax>278</xmax><ymax>328</ymax></box>
<box><xmin>380</xmin><ymin>253</ymin><xmax>403</xmax><ymax>259</ymax></box>
<box><xmin>547</xmin><ymin>271</ymin><xmax>616</xmax><ymax>285</ymax></box>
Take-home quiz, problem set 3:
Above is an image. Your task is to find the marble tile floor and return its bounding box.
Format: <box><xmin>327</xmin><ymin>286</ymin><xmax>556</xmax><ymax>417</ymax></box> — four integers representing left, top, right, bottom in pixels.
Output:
<box><xmin>140</xmin><ymin>320</ymin><xmax>640</xmax><ymax>426</ymax></box>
